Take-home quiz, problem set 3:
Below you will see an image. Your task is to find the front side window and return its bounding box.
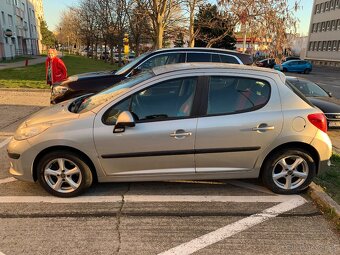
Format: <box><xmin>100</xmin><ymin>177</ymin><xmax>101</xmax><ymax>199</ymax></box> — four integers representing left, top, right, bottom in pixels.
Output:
<box><xmin>103</xmin><ymin>77</ymin><xmax>197</xmax><ymax>124</ymax></box>
<box><xmin>138</xmin><ymin>53</ymin><xmax>185</xmax><ymax>70</ymax></box>
<box><xmin>206</xmin><ymin>76</ymin><xmax>270</xmax><ymax>115</ymax></box>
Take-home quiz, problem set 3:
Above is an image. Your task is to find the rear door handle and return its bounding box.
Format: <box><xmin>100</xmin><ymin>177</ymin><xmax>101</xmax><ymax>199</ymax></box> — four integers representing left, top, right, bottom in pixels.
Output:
<box><xmin>252</xmin><ymin>124</ymin><xmax>275</xmax><ymax>132</ymax></box>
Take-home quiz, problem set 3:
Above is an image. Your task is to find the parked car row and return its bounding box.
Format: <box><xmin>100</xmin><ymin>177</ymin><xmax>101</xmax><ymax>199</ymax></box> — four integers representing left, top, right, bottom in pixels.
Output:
<box><xmin>50</xmin><ymin>47</ymin><xmax>253</xmax><ymax>104</ymax></box>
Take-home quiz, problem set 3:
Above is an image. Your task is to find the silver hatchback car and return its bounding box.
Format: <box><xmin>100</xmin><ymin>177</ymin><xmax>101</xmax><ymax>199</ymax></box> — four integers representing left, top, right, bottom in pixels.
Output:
<box><xmin>8</xmin><ymin>63</ymin><xmax>332</xmax><ymax>197</ymax></box>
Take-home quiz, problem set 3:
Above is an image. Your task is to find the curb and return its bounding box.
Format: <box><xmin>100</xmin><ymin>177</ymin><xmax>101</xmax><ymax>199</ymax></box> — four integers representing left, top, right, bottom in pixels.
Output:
<box><xmin>308</xmin><ymin>182</ymin><xmax>340</xmax><ymax>220</ymax></box>
<box><xmin>0</xmin><ymin>88</ymin><xmax>50</xmax><ymax>92</ymax></box>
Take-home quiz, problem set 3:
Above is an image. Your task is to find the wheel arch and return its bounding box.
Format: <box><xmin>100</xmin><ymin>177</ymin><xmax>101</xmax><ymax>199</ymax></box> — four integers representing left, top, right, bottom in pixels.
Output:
<box><xmin>32</xmin><ymin>145</ymin><xmax>98</xmax><ymax>183</ymax></box>
<box><xmin>259</xmin><ymin>142</ymin><xmax>320</xmax><ymax>176</ymax></box>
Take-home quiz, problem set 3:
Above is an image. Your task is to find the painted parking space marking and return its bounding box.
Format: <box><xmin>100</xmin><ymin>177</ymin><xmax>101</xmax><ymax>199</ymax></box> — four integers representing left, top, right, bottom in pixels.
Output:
<box><xmin>0</xmin><ymin>137</ymin><xmax>11</xmax><ymax>149</ymax></box>
<box><xmin>158</xmin><ymin>196</ymin><xmax>307</xmax><ymax>255</ymax></box>
<box><xmin>0</xmin><ymin>251</ymin><xmax>6</xmax><ymax>255</ymax></box>
<box><xmin>0</xmin><ymin>177</ymin><xmax>17</xmax><ymax>185</ymax></box>
<box><xmin>0</xmin><ymin>195</ymin><xmax>302</xmax><ymax>204</ymax></box>
<box><xmin>227</xmin><ymin>180</ymin><xmax>274</xmax><ymax>195</ymax></box>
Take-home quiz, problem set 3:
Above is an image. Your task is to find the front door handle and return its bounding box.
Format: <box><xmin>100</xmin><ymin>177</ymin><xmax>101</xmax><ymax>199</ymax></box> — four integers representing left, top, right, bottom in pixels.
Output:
<box><xmin>170</xmin><ymin>129</ymin><xmax>192</xmax><ymax>139</ymax></box>
<box><xmin>252</xmin><ymin>124</ymin><xmax>275</xmax><ymax>132</ymax></box>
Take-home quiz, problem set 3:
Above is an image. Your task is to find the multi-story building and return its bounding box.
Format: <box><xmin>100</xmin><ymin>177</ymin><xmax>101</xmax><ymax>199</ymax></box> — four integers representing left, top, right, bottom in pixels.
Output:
<box><xmin>306</xmin><ymin>0</ymin><xmax>340</xmax><ymax>66</ymax></box>
<box><xmin>0</xmin><ymin>0</ymin><xmax>44</xmax><ymax>60</ymax></box>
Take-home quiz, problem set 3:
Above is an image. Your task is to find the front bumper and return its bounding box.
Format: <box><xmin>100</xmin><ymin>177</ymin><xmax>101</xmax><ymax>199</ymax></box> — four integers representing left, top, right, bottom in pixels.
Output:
<box><xmin>7</xmin><ymin>138</ymin><xmax>37</xmax><ymax>182</ymax></box>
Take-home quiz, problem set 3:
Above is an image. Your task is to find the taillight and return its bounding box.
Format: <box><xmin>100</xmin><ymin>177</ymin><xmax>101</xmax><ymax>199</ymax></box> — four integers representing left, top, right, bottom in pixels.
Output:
<box><xmin>308</xmin><ymin>113</ymin><xmax>327</xmax><ymax>133</ymax></box>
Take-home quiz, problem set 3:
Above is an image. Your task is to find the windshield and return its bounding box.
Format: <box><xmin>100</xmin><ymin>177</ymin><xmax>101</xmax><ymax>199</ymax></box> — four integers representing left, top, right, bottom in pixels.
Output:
<box><xmin>287</xmin><ymin>78</ymin><xmax>329</xmax><ymax>97</ymax></box>
<box><xmin>115</xmin><ymin>52</ymin><xmax>150</xmax><ymax>75</ymax></box>
<box><xmin>76</xmin><ymin>71</ymin><xmax>154</xmax><ymax>113</ymax></box>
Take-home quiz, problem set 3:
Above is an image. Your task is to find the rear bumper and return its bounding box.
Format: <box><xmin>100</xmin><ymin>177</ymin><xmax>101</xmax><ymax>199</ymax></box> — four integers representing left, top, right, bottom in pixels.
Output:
<box><xmin>310</xmin><ymin>129</ymin><xmax>332</xmax><ymax>175</ymax></box>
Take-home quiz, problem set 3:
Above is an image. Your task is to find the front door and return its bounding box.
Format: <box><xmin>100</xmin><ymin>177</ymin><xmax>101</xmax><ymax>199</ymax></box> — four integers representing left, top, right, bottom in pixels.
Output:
<box><xmin>94</xmin><ymin>76</ymin><xmax>199</xmax><ymax>177</ymax></box>
<box><xmin>195</xmin><ymin>75</ymin><xmax>283</xmax><ymax>173</ymax></box>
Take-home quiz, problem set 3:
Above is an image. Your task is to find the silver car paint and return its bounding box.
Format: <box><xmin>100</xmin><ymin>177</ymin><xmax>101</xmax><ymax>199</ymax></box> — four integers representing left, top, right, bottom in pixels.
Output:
<box><xmin>7</xmin><ymin>63</ymin><xmax>332</xmax><ymax>183</ymax></box>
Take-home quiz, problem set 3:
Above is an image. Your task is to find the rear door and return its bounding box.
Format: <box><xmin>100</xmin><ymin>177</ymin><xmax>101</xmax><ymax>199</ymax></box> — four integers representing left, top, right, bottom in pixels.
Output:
<box><xmin>195</xmin><ymin>74</ymin><xmax>283</xmax><ymax>173</ymax></box>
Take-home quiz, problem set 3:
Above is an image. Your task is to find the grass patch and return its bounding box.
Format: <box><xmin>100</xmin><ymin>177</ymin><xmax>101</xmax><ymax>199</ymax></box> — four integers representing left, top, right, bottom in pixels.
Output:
<box><xmin>0</xmin><ymin>55</ymin><xmax>117</xmax><ymax>89</ymax></box>
<box><xmin>315</xmin><ymin>153</ymin><xmax>340</xmax><ymax>204</ymax></box>
<box><xmin>0</xmin><ymin>56</ymin><xmax>34</xmax><ymax>63</ymax></box>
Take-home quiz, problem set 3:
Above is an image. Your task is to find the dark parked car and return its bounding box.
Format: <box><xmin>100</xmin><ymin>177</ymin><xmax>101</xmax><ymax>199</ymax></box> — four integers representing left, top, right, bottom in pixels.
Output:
<box><xmin>255</xmin><ymin>58</ymin><xmax>276</xmax><ymax>68</ymax></box>
<box><xmin>51</xmin><ymin>48</ymin><xmax>253</xmax><ymax>104</ymax></box>
<box><xmin>286</xmin><ymin>76</ymin><xmax>340</xmax><ymax>128</ymax></box>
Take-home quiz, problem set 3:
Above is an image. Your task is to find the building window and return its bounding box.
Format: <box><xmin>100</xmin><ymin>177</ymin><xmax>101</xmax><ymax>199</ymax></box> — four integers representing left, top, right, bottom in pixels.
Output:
<box><xmin>326</xmin><ymin>21</ymin><xmax>331</xmax><ymax>31</ymax></box>
<box><xmin>333</xmin><ymin>40</ymin><xmax>337</xmax><ymax>51</ymax></box>
<box><xmin>7</xmin><ymin>14</ymin><xmax>13</xmax><ymax>28</ymax></box>
<box><xmin>331</xmin><ymin>0</ymin><xmax>335</xmax><ymax>9</ymax></box>
<box><xmin>338</xmin><ymin>41</ymin><xmax>340</xmax><ymax>51</ymax></box>
<box><xmin>322</xmin><ymin>22</ymin><xmax>325</xmax><ymax>31</ymax></box>
<box><xmin>322</xmin><ymin>41</ymin><xmax>327</xmax><ymax>51</ymax></box>
<box><xmin>337</xmin><ymin>19</ymin><xmax>340</xmax><ymax>30</ymax></box>
<box><xmin>318</xmin><ymin>41</ymin><xmax>322</xmax><ymax>51</ymax></box>
<box><xmin>331</xmin><ymin>20</ymin><xmax>336</xmax><ymax>30</ymax></box>
<box><xmin>309</xmin><ymin>42</ymin><xmax>313</xmax><ymax>51</ymax></box>
<box><xmin>327</xmin><ymin>41</ymin><xmax>332</xmax><ymax>51</ymax></box>
<box><xmin>1</xmin><ymin>12</ymin><xmax>5</xmax><ymax>25</ymax></box>
<box><xmin>336</xmin><ymin>0</ymin><xmax>339</xmax><ymax>7</ymax></box>
<box><xmin>314</xmin><ymin>42</ymin><xmax>318</xmax><ymax>51</ymax></box>
<box><xmin>311</xmin><ymin>24</ymin><xmax>314</xmax><ymax>33</ymax></box>
<box><xmin>320</xmin><ymin>3</ymin><xmax>324</xmax><ymax>12</ymax></box>
<box><xmin>326</xmin><ymin>1</ymin><xmax>330</xmax><ymax>11</ymax></box>
<box><xmin>315</xmin><ymin>4</ymin><xmax>319</xmax><ymax>13</ymax></box>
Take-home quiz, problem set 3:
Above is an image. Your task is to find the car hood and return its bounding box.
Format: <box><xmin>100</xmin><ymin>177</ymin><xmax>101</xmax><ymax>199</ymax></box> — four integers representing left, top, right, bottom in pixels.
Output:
<box><xmin>64</xmin><ymin>70</ymin><xmax>115</xmax><ymax>82</ymax></box>
<box><xmin>308</xmin><ymin>97</ymin><xmax>340</xmax><ymax>113</ymax></box>
<box><xmin>21</xmin><ymin>101</ymin><xmax>80</xmax><ymax>128</ymax></box>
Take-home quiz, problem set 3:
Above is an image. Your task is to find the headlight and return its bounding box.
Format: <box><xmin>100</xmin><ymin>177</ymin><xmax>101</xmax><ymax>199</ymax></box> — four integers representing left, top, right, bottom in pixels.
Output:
<box><xmin>52</xmin><ymin>85</ymin><xmax>69</xmax><ymax>96</ymax></box>
<box><xmin>14</xmin><ymin>123</ymin><xmax>52</xmax><ymax>140</ymax></box>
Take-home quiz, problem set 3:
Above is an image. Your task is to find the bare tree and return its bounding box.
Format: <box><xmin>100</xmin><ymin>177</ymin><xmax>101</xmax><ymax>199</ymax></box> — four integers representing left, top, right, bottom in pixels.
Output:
<box><xmin>218</xmin><ymin>0</ymin><xmax>300</xmax><ymax>61</ymax></box>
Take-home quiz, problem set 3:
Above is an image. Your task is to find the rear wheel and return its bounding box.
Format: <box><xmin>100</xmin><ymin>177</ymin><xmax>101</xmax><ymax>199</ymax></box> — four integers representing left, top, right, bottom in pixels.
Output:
<box><xmin>261</xmin><ymin>149</ymin><xmax>316</xmax><ymax>194</ymax></box>
<box><xmin>304</xmin><ymin>68</ymin><xmax>311</xmax><ymax>74</ymax></box>
<box><xmin>37</xmin><ymin>151</ymin><xmax>93</xmax><ymax>197</ymax></box>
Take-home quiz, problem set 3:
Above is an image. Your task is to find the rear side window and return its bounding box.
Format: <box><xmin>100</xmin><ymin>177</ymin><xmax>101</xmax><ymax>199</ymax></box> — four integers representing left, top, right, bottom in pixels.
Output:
<box><xmin>187</xmin><ymin>53</ymin><xmax>211</xmax><ymax>62</ymax></box>
<box><xmin>138</xmin><ymin>53</ymin><xmax>185</xmax><ymax>70</ymax></box>
<box><xmin>207</xmin><ymin>76</ymin><xmax>270</xmax><ymax>115</ymax></box>
<box><xmin>220</xmin><ymin>55</ymin><xmax>240</xmax><ymax>64</ymax></box>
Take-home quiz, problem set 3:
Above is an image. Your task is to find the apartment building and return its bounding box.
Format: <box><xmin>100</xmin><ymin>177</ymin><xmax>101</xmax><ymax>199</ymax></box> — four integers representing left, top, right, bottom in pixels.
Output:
<box><xmin>306</xmin><ymin>0</ymin><xmax>340</xmax><ymax>66</ymax></box>
<box><xmin>0</xmin><ymin>0</ymin><xmax>43</xmax><ymax>60</ymax></box>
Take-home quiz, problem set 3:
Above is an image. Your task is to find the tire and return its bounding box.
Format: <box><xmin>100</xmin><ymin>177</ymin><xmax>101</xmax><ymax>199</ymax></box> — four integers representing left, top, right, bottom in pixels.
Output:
<box><xmin>282</xmin><ymin>68</ymin><xmax>287</xmax><ymax>72</ymax></box>
<box><xmin>261</xmin><ymin>149</ymin><xmax>316</xmax><ymax>194</ymax></box>
<box><xmin>304</xmin><ymin>68</ymin><xmax>311</xmax><ymax>74</ymax></box>
<box><xmin>37</xmin><ymin>151</ymin><xmax>93</xmax><ymax>197</ymax></box>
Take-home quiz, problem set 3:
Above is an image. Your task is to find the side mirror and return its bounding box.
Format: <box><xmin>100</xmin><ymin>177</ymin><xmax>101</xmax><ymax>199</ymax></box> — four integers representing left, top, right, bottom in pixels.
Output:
<box><xmin>113</xmin><ymin>111</ymin><xmax>135</xmax><ymax>133</ymax></box>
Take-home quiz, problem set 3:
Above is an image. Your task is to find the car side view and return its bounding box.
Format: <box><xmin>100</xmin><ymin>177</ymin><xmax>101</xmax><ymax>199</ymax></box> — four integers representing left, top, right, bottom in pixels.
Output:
<box><xmin>8</xmin><ymin>63</ymin><xmax>332</xmax><ymax>197</ymax></box>
<box><xmin>274</xmin><ymin>60</ymin><xmax>312</xmax><ymax>74</ymax></box>
<box><xmin>50</xmin><ymin>47</ymin><xmax>253</xmax><ymax>104</ymax></box>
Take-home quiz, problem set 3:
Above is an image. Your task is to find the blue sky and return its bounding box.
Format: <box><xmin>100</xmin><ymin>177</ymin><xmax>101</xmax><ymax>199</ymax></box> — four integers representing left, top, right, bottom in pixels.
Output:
<box><xmin>43</xmin><ymin>0</ymin><xmax>312</xmax><ymax>36</ymax></box>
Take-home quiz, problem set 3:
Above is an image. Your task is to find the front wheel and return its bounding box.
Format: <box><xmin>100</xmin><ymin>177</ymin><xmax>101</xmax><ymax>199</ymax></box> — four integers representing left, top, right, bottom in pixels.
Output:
<box><xmin>261</xmin><ymin>149</ymin><xmax>316</xmax><ymax>194</ymax></box>
<box><xmin>37</xmin><ymin>151</ymin><xmax>93</xmax><ymax>197</ymax></box>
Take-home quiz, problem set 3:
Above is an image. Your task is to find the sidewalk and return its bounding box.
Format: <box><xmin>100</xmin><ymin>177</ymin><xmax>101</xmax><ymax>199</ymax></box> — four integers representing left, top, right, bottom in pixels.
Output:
<box><xmin>0</xmin><ymin>56</ymin><xmax>46</xmax><ymax>70</ymax></box>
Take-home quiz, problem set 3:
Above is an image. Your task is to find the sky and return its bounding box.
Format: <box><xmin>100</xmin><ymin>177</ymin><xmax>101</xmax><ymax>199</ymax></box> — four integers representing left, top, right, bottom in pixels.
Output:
<box><xmin>43</xmin><ymin>0</ymin><xmax>312</xmax><ymax>36</ymax></box>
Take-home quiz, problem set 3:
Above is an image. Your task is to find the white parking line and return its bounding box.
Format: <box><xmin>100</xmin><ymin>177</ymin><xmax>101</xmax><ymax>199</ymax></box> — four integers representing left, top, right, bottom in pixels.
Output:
<box><xmin>227</xmin><ymin>180</ymin><xmax>274</xmax><ymax>195</ymax></box>
<box><xmin>0</xmin><ymin>195</ymin><xmax>301</xmax><ymax>204</ymax></box>
<box><xmin>0</xmin><ymin>137</ymin><xmax>11</xmax><ymax>149</ymax></box>
<box><xmin>0</xmin><ymin>251</ymin><xmax>6</xmax><ymax>255</ymax></box>
<box><xmin>0</xmin><ymin>177</ymin><xmax>17</xmax><ymax>185</ymax></box>
<box><xmin>158</xmin><ymin>196</ymin><xmax>307</xmax><ymax>255</ymax></box>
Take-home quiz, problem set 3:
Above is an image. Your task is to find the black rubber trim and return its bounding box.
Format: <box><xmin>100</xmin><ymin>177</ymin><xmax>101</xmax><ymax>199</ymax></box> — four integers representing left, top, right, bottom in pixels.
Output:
<box><xmin>101</xmin><ymin>146</ymin><xmax>260</xmax><ymax>159</ymax></box>
<box><xmin>8</xmin><ymin>153</ymin><xmax>20</xmax><ymax>159</ymax></box>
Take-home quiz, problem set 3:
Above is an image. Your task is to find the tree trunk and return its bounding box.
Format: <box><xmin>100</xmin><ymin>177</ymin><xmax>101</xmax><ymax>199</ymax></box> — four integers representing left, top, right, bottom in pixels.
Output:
<box><xmin>155</xmin><ymin>14</ymin><xmax>164</xmax><ymax>49</ymax></box>
<box><xmin>188</xmin><ymin>0</ymin><xmax>196</xmax><ymax>48</ymax></box>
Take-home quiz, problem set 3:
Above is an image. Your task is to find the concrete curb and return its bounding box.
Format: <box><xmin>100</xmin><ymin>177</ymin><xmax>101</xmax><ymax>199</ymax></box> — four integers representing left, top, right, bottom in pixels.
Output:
<box><xmin>0</xmin><ymin>88</ymin><xmax>50</xmax><ymax>92</ymax></box>
<box><xmin>308</xmin><ymin>182</ymin><xmax>340</xmax><ymax>220</ymax></box>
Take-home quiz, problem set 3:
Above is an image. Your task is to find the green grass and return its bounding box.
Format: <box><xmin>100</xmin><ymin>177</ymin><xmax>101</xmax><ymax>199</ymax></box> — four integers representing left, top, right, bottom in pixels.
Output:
<box><xmin>0</xmin><ymin>55</ymin><xmax>117</xmax><ymax>89</ymax></box>
<box><xmin>315</xmin><ymin>153</ymin><xmax>340</xmax><ymax>204</ymax></box>
<box><xmin>0</xmin><ymin>56</ymin><xmax>34</xmax><ymax>63</ymax></box>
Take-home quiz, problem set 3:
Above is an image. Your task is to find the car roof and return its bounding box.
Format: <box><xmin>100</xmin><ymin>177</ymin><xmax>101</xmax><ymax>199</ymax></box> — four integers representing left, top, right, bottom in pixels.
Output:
<box><xmin>150</xmin><ymin>47</ymin><xmax>253</xmax><ymax>65</ymax></box>
<box><xmin>152</xmin><ymin>62</ymin><xmax>285</xmax><ymax>80</ymax></box>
